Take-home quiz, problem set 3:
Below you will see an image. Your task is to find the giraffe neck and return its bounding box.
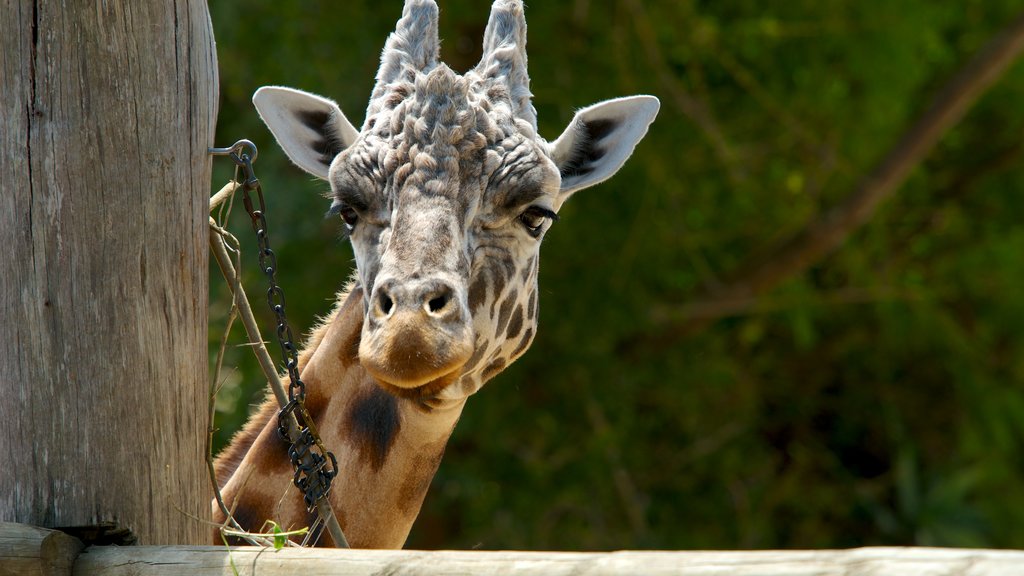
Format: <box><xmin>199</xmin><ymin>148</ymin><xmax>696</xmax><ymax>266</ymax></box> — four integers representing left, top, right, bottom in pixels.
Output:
<box><xmin>215</xmin><ymin>287</ymin><xmax>466</xmax><ymax>548</ymax></box>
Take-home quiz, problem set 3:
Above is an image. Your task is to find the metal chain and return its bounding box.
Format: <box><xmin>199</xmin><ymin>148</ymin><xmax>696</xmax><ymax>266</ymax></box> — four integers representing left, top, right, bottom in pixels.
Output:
<box><xmin>211</xmin><ymin>141</ymin><xmax>339</xmax><ymax>514</ymax></box>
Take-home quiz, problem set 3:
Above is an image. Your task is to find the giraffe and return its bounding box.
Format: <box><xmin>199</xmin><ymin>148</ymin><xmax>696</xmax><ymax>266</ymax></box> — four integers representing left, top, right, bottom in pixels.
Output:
<box><xmin>213</xmin><ymin>0</ymin><xmax>659</xmax><ymax>548</ymax></box>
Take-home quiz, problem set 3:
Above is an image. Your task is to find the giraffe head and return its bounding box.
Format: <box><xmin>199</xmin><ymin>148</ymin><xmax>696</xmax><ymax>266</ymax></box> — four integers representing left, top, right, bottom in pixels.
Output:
<box><xmin>253</xmin><ymin>0</ymin><xmax>658</xmax><ymax>401</ymax></box>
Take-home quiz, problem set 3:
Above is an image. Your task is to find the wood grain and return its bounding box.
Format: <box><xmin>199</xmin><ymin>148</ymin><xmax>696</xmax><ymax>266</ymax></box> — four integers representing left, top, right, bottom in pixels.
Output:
<box><xmin>0</xmin><ymin>1</ymin><xmax>218</xmax><ymax>545</ymax></box>
<box><xmin>71</xmin><ymin>544</ymin><xmax>1024</xmax><ymax>576</ymax></box>
<box><xmin>0</xmin><ymin>523</ymin><xmax>83</xmax><ymax>576</ymax></box>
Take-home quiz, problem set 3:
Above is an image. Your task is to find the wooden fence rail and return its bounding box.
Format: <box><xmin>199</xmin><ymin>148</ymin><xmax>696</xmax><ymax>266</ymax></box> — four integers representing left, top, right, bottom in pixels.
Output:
<box><xmin>3</xmin><ymin>523</ymin><xmax>1023</xmax><ymax>576</ymax></box>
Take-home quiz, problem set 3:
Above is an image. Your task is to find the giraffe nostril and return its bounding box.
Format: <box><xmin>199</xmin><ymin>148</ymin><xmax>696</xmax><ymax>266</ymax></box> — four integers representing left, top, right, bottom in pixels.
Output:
<box><xmin>428</xmin><ymin>293</ymin><xmax>450</xmax><ymax>314</ymax></box>
<box><xmin>379</xmin><ymin>291</ymin><xmax>394</xmax><ymax>316</ymax></box>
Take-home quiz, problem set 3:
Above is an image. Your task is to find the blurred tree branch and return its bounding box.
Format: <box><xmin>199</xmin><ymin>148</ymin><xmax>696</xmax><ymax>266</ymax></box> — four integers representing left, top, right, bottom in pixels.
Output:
<box><xmin>622</xmin><ymin>0</ymin><xmax>745</xmax><ymax>184</ymax></box>
<box><xmin>625</xmin><ymin>10</ymin><xmax>1024</xmax><ymax>356</ymax></box>
<box><xmin>880</xmin><ymin>141</ymin><xmax>1024</xmax><ymax>274</ymax></box>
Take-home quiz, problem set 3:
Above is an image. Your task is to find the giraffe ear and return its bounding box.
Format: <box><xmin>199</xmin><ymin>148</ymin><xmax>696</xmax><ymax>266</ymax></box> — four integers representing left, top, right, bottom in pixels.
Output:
<box><xmin>551</xmin><ymin>96</ymin><xmax>660</xmax><ymax>198</ymax></box>
<box><xmin>252</xmin><ymin>86</ymin><xmax>360</xmax><ymax>180</ymax></box>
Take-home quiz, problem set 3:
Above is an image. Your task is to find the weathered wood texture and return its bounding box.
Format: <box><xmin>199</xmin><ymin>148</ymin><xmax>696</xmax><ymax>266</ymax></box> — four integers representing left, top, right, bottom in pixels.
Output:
<box><xmin>2</xmin><ymin>523</ymin><xmax>1021</xmax><ymax>576</ymax></box>
<box><xmin>0</xmin><ymin>523</ymin><xmax>82</xmax><ymax>576</ymax></box>
<box><xmin>0</xmin><ymin>1</ymin><xmax>218</xmax><ymax>545</ymax></box>
<box><xmin>70</xmin><ymin>544</ymin><xmax>1024</xmax><ymax>576</ymax></box>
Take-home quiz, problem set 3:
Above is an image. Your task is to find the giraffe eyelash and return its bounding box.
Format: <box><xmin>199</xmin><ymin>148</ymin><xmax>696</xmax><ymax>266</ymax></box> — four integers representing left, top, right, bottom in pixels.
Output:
<box><xmin>327</xmin><ymin>201</ymin><xmax>360</xmax><ymax>232</ymax></box>
<box><xmin>519</xmin><ymin>206</ymin><xmax>559</xmax><ymax>238</ymax></box>
<box><xmin>529</xmin><ymin>207</ymin><xmax>559</xmax><ymax>222</ymax></box>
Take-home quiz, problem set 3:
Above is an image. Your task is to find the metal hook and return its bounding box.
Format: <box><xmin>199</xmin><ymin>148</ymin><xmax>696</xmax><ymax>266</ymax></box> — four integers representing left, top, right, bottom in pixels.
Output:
<box><xmin>209</xmin><ymin>139</ymin><xmax>259</xmax><ymax>165</ymax></box>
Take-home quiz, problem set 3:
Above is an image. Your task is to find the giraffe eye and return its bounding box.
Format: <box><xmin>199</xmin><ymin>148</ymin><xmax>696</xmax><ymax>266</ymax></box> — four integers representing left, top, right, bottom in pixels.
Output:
<box><xmin>337</xmin><ymin>206</ymin><xmax>358</xmax><ymax>228</ymax></box>
<box><xmin>329</xmin><ymin>201</ymin><xmax>362</xmax><ymax>228</ymax></box>
<box><xmin>519</xmin><ymin>206</ymin><xmax>558</xmax><ymax>238</ymax></box>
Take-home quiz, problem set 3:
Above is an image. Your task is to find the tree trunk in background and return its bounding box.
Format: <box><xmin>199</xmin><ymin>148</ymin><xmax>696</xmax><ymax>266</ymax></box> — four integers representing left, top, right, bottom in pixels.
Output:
<box><xmin>0</xmin><ymin>1</ymin><xmax>217</xmax><ymax>545</ymax></box>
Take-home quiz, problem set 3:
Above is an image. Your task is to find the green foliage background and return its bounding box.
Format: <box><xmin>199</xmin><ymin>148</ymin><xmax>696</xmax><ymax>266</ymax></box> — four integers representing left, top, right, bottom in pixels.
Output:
<box><xmin>208</xmin><ymin>0</ymin><xmax>1024</xmax><ymax>550</ymax></box>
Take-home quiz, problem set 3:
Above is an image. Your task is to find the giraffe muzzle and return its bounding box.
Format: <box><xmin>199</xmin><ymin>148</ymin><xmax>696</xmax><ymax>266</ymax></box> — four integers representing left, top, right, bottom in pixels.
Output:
<box><xmin>359</xmin><ymin>277</ymin><xmax>475</xmax><ymax>395</ymax></box>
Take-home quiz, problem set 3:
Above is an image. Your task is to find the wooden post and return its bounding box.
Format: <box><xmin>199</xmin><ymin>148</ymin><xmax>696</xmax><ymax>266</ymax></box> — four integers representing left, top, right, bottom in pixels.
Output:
<box><xmin>0</xmin><ymin>1</ymin><xmax>218</xmax><ymax>545</ymax></box>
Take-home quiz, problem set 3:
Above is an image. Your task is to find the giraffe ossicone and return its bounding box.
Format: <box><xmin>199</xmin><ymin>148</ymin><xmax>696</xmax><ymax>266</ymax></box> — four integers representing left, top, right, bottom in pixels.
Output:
<box><xmin>215</xmin><ymin>0</ymin><xmax>658</xmax><ymax>548</ymax></box>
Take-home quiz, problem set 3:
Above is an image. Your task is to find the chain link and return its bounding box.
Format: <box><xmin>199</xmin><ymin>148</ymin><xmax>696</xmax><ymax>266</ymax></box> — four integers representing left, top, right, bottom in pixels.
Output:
<box><xmin>219</xmin><ymin>143</ymin><xmax>339</xmax><ymax>514</ymax></box>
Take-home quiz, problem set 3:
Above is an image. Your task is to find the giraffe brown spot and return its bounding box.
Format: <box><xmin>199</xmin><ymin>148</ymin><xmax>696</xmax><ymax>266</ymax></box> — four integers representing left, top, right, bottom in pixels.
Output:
<box><xmin>500</xmin><ymin>255</ymin><xmax>516</xmax><ymax>280</ymax></box>
<box><xmin>468</xmin><ymin>273</ymin><xmax>487</xmax><ymax>312</ymax></box>
<box><xmin>496</xmin><ymin>289</ymin><xmax>518</xmax><ymax>334</ymax></box>
<box><xmin>510</xmin><ymin>327</ymin><xmax>534</xmax><ymax>359</ymax></box>
<box><xmin>505</xmin><ymin>305</ymin><xmax>523</xmax><ymax>340</ymax></box>
<box><xmin>527</xmin><ymin>289</ymin><xmax>537</xmax><ymax>321</ymax></box>
<box><xmin>397</xmin><ymin>440</ymin><xmax>447</xmax><ymax>515</ymax></box>
<box><xmin>250</xmin><ymin>436</ymin><xmax>291</xmax><ymax>477</ymax></box>
<box><xmin>251</xmin><ymin>391</ymin><xmax>328</xmax><ymax>479</ymax></box>
<box><xmin>215</xmin><ymin>398</ymin><xmax>278</xmax><ymax>487</ymax></box>
<box><xmin>481</xmin><ymin>358</ymin><xmax>507</xmax><ymax>381</ymax></box>
<box><xmin>463</xmin><ymin>337</ymin><xmax>488</xmax><ymax>373</ymax></box>
<box><xmin>345</xmin><ymin>385</ymin><xmax>401</xmax><ymax>472</ymax></box>
<box><xmin>303</xmin><ymin>393</ymin><xmax>329</xmax><ymax>429</ymax></box>
<box><xmin>489</xmin><ymin>271</ymin><xmax>507</xmax><ymax>317</ymax></box>
<box><xmin>521</xmin><ymin>255</ymin><xmax>536</xmax><ymax>283</ymax></box>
